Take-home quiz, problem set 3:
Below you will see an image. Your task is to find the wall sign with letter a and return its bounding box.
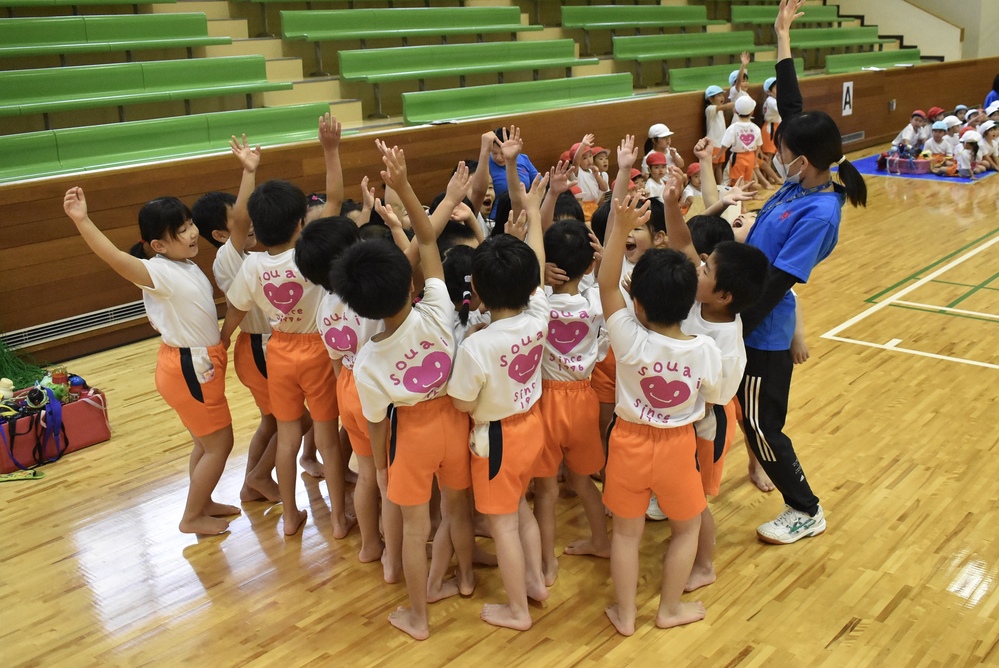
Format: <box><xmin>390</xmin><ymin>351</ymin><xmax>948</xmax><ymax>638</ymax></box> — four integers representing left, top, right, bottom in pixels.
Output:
<box><xmin>842</xmin><ymin>81</ymin><xmax>854</xmax><ymax>117</ymax></box>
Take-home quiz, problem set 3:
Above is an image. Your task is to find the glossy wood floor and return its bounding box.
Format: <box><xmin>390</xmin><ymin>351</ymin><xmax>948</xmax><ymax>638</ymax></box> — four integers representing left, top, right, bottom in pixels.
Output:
<box><xmin>4</xmin><ymin>155</ymin><xmax>999</xmax><ymax>667</ymax></box>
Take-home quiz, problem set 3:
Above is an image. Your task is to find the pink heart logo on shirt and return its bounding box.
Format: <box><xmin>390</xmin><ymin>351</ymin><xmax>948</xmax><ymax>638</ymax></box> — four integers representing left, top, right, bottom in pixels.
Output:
<box><xmin>508</xmin><ymin>344</ymin><xmax>543</xmax><ymax>384</ymax></box>
<box><xmin>640</xmin><ymin>376</ymin><xmax>691</xmax><ymax>409</ymax></box>
<box><xmin>548</xmin><ymin>320</ymin><xmax>589</xmax><ymax>355</ymax></box>
<box><xmin>739</xmin><ymin>133</ymin><xmax>756</xmax><ymax>148</ymax></box>
<box><xmin>403</xmin><ymin>351</ymin><xmax>451</xmax><ymax>394</ymax></box>
<box><xmin>323</xmin><ymin>325</ymin><xmax>357</xmax><ymax>353</ymax></box>
<box><xmin>263</xmin><ymin>282</ymin><xmax>303</xmax><ymax>314</ymax></box>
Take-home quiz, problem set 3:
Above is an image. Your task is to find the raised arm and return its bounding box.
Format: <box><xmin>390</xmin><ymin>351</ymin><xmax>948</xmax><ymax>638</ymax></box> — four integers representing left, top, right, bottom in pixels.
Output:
<box><xmin>358</xmin><ymin>175</ymin><xmax>375</xmax><ymax>226</ymax></box>
<box><xmin>606</xmin><ymin>135</ymin><xmax>641</xmax><ymax>243</ymax></box>
<box><xmin>467</xmin><ymin>131</ymin><xmax>496</xmax><ymax>214</ymax></box>
<box><xmin>64</xmin><ymin>187</ymin><xmax>151</xmax><ymax>288</ymax></box>
<box><xmin>540</xmin><ymin>159</ymin><xmax>573</xmax><ymax>230</ymax></box>
<box><xmin>662</xmin><ymin>169</ymin><xmax>699</xmax><ymax>266</ymax></box>
<box><xmin>229</xmin><ymin>134</ymin><xmax>260</xmax><ymax>252</ymax></box>
<box><xmin>599</xmin><ymin>195</ymin><xmax>649</xmax><ymax>318</ymax></box>
<box><xmin>693</xmin><ymin>138</ymin><xmax>720</xmax><ymax>208</ymax></box>
<box><xmin>318</xmin><ymin>113</ymin><xmax>344</xmax><ymax>217</ymax></box>
<box><xmin>775</xmin><ymin>0</ymin><xmax>805</xmax><ymax>120</ymax></box>
<box><xmin>520</xmin><ymin>172</ymin><xmax>550</xmax><ymax>274</ymax></box>
<box><xmin>500</xmin><ymin>126</ymin><xmax>527</xmax><ymax>218</ymax></box>
<box><xmin>704</xmin><ymin>178</ymin><xmax>754</xmax><ymax>217</ymax></box>
<box><xmin>572</xmin><ymin>133</ymin><xmax>595</xmax><ymax>170</ymax></box>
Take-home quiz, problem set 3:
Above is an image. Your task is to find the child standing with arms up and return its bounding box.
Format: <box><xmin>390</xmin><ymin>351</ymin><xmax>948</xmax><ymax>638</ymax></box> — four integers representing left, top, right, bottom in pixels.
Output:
<box><xmin>705</xmin><ymin>84</ymin><xmax>734</xmax><ymax>185</ymax></box>
<box><xmin>722</xmin><ymin>97</ymin><xmax>768</xmax><ymax>188</ymax></box>
<box><xmin>64</xmin><ymin>189</ymin><xmax>238</xmax><ymax>535</ymax></box>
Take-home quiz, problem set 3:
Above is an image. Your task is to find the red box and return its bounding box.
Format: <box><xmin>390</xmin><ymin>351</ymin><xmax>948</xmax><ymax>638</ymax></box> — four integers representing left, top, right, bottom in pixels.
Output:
<box><xmin>887</xmin><ymin>156</ymin><xmax>932</xmax><ymax>174</ymax></box>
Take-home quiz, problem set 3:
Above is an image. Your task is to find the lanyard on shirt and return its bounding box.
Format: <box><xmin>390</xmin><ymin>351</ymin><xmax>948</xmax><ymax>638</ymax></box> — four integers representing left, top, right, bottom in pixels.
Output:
<box><xmin>757</xmin><ymin>180</ymin><xmax>833</xmax><ymax>221</ymax></box>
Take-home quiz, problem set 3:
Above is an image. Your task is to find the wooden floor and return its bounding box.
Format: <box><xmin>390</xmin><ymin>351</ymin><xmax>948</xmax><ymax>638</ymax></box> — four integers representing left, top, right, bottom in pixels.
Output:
<box><xmin>5</xmin><ymin>156</ymin><xmax>999</xmax><ymax>667</ymax></box>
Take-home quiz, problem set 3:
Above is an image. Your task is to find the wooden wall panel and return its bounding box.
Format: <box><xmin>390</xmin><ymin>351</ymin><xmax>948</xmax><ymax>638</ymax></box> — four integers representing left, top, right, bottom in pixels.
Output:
<box><xmin>3</xmin><ymin>56</ymin><xmax>997</xmax><ymax>361</ymax></box>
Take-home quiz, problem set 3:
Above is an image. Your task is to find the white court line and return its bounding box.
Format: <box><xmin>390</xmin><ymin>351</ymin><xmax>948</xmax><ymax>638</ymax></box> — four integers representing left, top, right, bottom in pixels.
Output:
<box><xmin>892</xmin><ymin>300</ymin><xmax>999</xmax><ymax>321</ymax></box>
<box><xmin>821</xmin><ymin>233</ymin><xmax>999</xmax><ymax>369</ymax></box>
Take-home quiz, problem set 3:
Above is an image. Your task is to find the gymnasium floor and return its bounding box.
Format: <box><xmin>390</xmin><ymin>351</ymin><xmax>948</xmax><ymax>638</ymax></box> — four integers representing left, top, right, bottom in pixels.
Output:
<box><xmin>3</xmin><ymin>148</ymin><xmax>999</xmax><ymax>667</ymax></box>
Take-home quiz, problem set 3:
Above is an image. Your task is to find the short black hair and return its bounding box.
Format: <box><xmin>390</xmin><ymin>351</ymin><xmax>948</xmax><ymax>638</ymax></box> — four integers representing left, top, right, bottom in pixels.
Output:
<box><xmin>192</xmin><ymin>192</ymin><xmax>236</xmax><ymax>248</ymax></box>
<box><xmin>294</xmin><ymin>216</ymin><xmax>360</xmax><ymax>291</ymax></box>
<box><xmin>329</xmin><ymin>239</ymin><xmax>413</xmax><ymax>320</ymax></box>
<box><xmin>248</xmin><ymin>180</ymin><xmax>307</xmax><ymax>247</ymax></box>
<box><xmin>340</xmin><ymin>199</ymin><xmax>362</xmax><ymax>217</ymax></box>
<box><xmin>554</xmin><ymin>192</ymin><xmax>584</xmax><ymax>222</ymax></box>
<box><xmin>464</xmin><ymin>159</ymin><xmax>479</xmax><ymax>174</ymax></box>
<box><xmin>358</xmin><ymin>221</ymin><xmax>393</xmax><ymax>241</ymax></box>
<box><xmin>643</xmin><ymin>197</ymin><xmax>667</xmax><ymax>237</ymax></box>
<box><xmin>544</xmin><ymin>219</ymin><xmax>593</xmax><ymax>280</ymax></box>
<box><xmin>471</xmin><ymin>234</ymin><xmax>539</xmax><ymax>310</ymax></box>
<box><xmin>711</xmin><ymin>241</ymin><xmax>770</xmax><ymax>314</ymax></box>
<box><xmin>443</xmin><ymin>244</ymin><xmax>475</xmax><ymax>326</ymax></box>
<box><xmin>438</xmin><ymin>220</ymin><xmax>478</xmax><ymax>254</ymax></box>
<box><xmin>429</xmin><ymin>191</ymin><xmax>474</xmax><ymax>215</ymax></box>
<box><xmin>687</xmin><ymin>215</ymin><xmax>735</xmax><ymax>256</ymax></box>
<box><xmin>490</xmin><ymin>191</ymin><xmax>512</xmax><ymax>237</ymax></box>
<box><xmin>630</xmin><ymin>248</ymin><xmax>696</xmax><ymax>326</ymax></box>
<box><xmin>589</xmin><ymin>200</ymin><xmax>611</xmax><ymax>245</ymax></box>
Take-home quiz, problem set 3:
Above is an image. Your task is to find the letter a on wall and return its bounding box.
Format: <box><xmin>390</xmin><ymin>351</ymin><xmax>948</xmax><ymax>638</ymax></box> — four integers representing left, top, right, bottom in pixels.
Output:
<box><xmin>842</xmin><ymin>81</ymin><xmax>854</xmax><ymax>117</ymax></box>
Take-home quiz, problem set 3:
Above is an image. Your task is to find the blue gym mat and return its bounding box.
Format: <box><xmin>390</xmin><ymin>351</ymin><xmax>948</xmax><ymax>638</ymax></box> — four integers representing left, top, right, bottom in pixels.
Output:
<box><xmin>835</xmin><ymin>154</ymin><xmax>997</xmax><ymax>183</ymax></box>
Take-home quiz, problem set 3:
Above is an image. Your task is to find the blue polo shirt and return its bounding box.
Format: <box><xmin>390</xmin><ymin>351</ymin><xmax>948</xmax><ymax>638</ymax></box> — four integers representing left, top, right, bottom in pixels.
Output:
<box><xmin>745</xmin><ymin>184</ymin><xmax>844</xmax><ymax>351</ymax></box>
<box><xmin>488</xmin><ymin>154</ymin><xmax>540</xmax><ymax>199</ymax></box>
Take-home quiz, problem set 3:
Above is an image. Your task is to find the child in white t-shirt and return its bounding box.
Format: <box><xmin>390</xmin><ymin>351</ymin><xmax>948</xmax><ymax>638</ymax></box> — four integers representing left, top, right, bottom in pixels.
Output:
<box><xmin>448</xmin><ymin>126</ymin><xmax>552</xmax><ymax>632</ymax></box>
<box><xmin>65</xmin><ymin>189</ymin><xmax>238</xmax><ymax>536</ymax></box>
<box><xmin>892</xmin><ymin>110</ymin><xmax>928</xmax><ymax>152</ymax></box>
<box><xmin>977</xmin><ymin>120</ymin><xmax>999</xmax><ymax>170</ymax></box>
<box><xmin>758</xmin><ymin>77</ymin><xmax>784</xmax><ymax>187</ymax></box>
<box><xmin>598</xmin><ymin>190</ymin><xmax>722</xmax><ymax>637</ymax></box>
<box><xmin>721</xmin><ymin>96</ymin><xmax>766</xmax><ymax>187</ymax></box>
<box><xmin>727</xmin><ymin>52</ymin><xmax>751</xmax><ymax>111</ymax></box>
<box><xmin>704</xmin><ymin>84</ymin><xmax>734</xmax><ymax>185</ymax></box>
<box><xmin>956</xmin><ymin>131</ymin><xmax>987</xmax><ymax>178</ymax></box>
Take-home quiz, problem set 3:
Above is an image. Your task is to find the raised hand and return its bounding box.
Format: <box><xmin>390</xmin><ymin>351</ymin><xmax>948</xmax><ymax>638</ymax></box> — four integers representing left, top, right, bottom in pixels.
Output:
<box><xmin>549</xmin><ymin>160</ymin><xmax>575</xmax><ymax>195</ymax></box>
<box><xmin>375</xmin><ymin>139</ymin><xmax>408</xmax><ymax>190</ymax></box>
<box><xmin>775</xmin><ymin>0</ymin><xmax>806</xmax><ymax>33</ymax></box>
<box><xmin>693</xmin><ymin>137</ymin><xmax>714</xmax><ymax>161</ymax></box>
<box><xmin>613</xmin><ymin>193</ymin><xmax>652</xmax><ymax>232</ymax></box>
<box><xmin>229</xmin><ymin>134</ymin><xmax>261</xmax><ymax>173</ymax></box>
<box><xmin>446</xmin><ymin>161</ymin><xmax>470</xmax><ymax>203</ymax></box>
<box><xmin>361</xmin><ymin>175</ymin><xmax>375</xmax><ymax>210</ymax></box>
<box><xmin>741</xmin><ymin>51</ymin><xmax>751</xmax><ymax>67</ymax></box>
<box><xmin>318</xmin><ymin>113</ymin><xmax>342</xmax><ymax>152</ymax></box>
<box><xmin>723</xmin><ymin>178</ymin><xmax>757</xmax><ymax>205</ymax></box>
<box><xmin>63</xmin><ymin>187</ymin><xmax>89</xmax><ymax>225</ymax></box>
<box><xmin>504</xmin><ymin>209</ymin><xmax>528</xmax><ymax>241</ymax></box>
<box><xmin>374</xmin><ymin>199</ymin><xmax>403</xmax><ymax>231</ymax></box>
<box><xmin>523</xmin><ymin>172</ymin><xmax>550</xmax><ymax>209</ymax></box>
<box><xmin>617</xmin><ymin>135</ymin><xmax>640</xmax><ymax>171</ymax></box>
<box><xmin>580</xmin><ymin>133</ymin><xmax>595</xmax><ymax>149</ymax></box>
<box><xmin>544</xmin><ymin>262</ymin><xmax>569</xmax><ymax>286</ymax></box>
<box><xmin>499</xmin><ymin>125</ymin><xmax>523</xmax><ymax>164</ymax></box>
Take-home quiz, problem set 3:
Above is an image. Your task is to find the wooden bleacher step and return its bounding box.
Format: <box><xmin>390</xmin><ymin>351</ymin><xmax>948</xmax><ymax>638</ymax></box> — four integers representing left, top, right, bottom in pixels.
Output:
<box><xmin>147</xmin><ymin>0</ymin><xmax>231</xmax><ymax>20</ymax></box>
<box><xmin>260</xmin><ymin>78</ymin><xmax>363</xmax><ymax>124</ymax></box>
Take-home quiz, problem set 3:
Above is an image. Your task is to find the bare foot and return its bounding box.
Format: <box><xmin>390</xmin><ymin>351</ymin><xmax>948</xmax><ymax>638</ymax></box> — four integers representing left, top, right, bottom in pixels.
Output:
<box><xmin>358</xmin><ymin>540</ymin><xmax>385</xmax><ymax>564</ymax></box>
<box><xmin>245</xmin><ymin>475</ymin><xmax>281</xmax><ymax>503</ymax></box>
<box><xmin>205</xmin><ymin>501</ymin><xmax>241</xmax><ymax>517</ymax></box>
<box><xmin>655</xmin><ymin>601</ymin><xmax>706</xmax><ymax>629</ymax></box>
<box><xmin>283</xmin><ymin>508</ymin><xmax>308</xmax><ymax>536</ymax></box>
<box><xmin>427</xmin><ymin>577</ymin><xmax>460</xmax><ymax>603</ymax></box>
<box><xmin>240</xmin><ymin>484</ymin><xmax>265</xmax><ymax>502</ymax></box>
<box><xmin>388</xmin><ymin>606</ymin><xmax>429</xmax><ymax>641</ymax></box>
<box><xmin>473</xmin><ymin>545</ymin><xmax>498</xmax><ymax>567</ymax></box>
<box><xmin>564</xmin><ymin>539</ymin><xmax>611</xmax><ymax>559</ymax></box>
<box><xmin>382</xmin><ymin>550</ymin><xmax>402</xmax><ymax>584</ymax></box>
<box><xmin>526</xmin><ymin>580</ymin><xmax>550</xmax><ymax>605</ymax></box>
<box><xmin>605</xmin><ymin>604</ymin><xmax>635</xmax><ymax>636</ymax></box>
<box><xmin>480</xmin><ymin>603</ymin><xmax>532</xmax><ymax>631</ymax></box>
<box><xmin>179</xmin><ymin>515</ymin><xmax>229</xmax><ymax>536</ymax></box>
<box><xmin>749</xmin><ymin>463</ymin><xmax>776</xmax><ymax>492</ymax></box>
<box><xmin>331</xmin><ymin>513</ymin><xmax>356</xmax><ymax>539</ymax></box>
<box><xmin>542</xmin><ymin>559</ymin><xmax>559</xmax><ymax>587</ymax></box>
<box><xmin>300</xmin><ymin>456</ymin><xmax>324</xmax><ymax>478</ymax></box>
<box><xmin>457</xmin><ymin>569</ymin><xmax>475</xmax><ymax>597</ymax></box>
<box><xmin>684</xmin><ymin>566</ymin><xmax>717</xmax><ymax>593</ymax></box>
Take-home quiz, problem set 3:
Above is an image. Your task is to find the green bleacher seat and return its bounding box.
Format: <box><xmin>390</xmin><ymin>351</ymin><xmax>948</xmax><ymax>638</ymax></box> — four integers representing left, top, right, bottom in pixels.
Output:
<box><xmin>339</xmin><ymin>39</ymin><xmax>600</xmax><ymax>116</ymax></box>
<box><xmin>561</xmin><ymin>5</ymin><xmax>726</xmax><ymax>55</ymax></box>
<box><xmin>0</xmin><ymin>14</ymin><xmax>230</xmax><ymax>63</ymax></box>
<box><xmin>668</xmin><ymin>58</ymin><xmax>804</xmax><ymax>93</ymax></box>
<box><xmin>281</xmin><ymin>7</ymin><xmax>543</xmax><ymax>76</ymax></box>
<box><xmin>402</xmin><ymin>73</ymin><xmax>633</xmax><ymax>125</ymax></box>
<box><xmin>787</xmin><ymin>27</ymin><xmax>893</xmax><ymax>52</ymax></box>
<box><xmin>0</xmin><ymin>0</ymin><xmax>174</xmax><ymax>5</ymax></box>
<box><xmin>824</xmin><ymin>48</ymin><xmax>922</xmax><ymax>74</ymax></box>
<box><xmin>0</xmin><ymin>103</ymin><xmax>335</xmax><ymax>184</ymax></box>
<box><xmin>612</xmin><ymin>31</ymin><xmax>768</xmax><ymax>86</ymax></box>
<box><xmin>731</xmin><ymin>5</ymin><xmax>843</xmax><ymax>25</ymax></box>
<box><xmin>141</xmin><ymin>56</ymin><xmax>291</xmax><ymax>101</ymax></box>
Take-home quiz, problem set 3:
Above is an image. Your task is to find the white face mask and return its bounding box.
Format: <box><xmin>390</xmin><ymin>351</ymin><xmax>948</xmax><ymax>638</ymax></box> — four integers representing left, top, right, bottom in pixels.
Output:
<box><xmin>774</xmin><ymin>154</ymin><xmax>803</xmax><ymax>184</ymax></box>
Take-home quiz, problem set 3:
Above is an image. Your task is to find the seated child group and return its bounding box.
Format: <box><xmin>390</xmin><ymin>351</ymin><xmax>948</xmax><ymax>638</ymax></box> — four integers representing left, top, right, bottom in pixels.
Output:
<box><xmin>887</xmin><ymin>102</ymin><xmax>999</xmax><ymax>178</ymax></box>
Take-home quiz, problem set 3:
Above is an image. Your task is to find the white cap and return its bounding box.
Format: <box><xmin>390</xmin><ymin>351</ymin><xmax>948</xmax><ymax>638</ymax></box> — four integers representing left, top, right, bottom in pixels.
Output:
<box><xmin>734</xmin><ymin>96</ymin><xmax>756</xmax><ymax>116</ymax></box>
<box><xmin>942</xmin><ymin>115</ymin><xmax>962</xmax><ymax>129</ymax></box>
<box><xmin>963</xmin><ymin>131</ymin><xmax>983</xmax><ymax>143</ymax></box>
<box><xmin>979</xmin><ymin>120</ymin><xmax>996</xmax><ymax>134</ymax></box>
<box><xmin>648</xmin><ymin>123</ymin><xmax>673</xmax><ymax>139</ymax></box>
<box><xmin>987</xmin><ymin>102</ymin><xmax>999</xmax><ymax>115</ymax></box>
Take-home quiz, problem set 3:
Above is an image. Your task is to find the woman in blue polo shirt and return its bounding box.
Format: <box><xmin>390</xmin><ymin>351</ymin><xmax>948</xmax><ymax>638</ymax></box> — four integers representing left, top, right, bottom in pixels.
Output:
<box><xmin>737</xmin><ymin>0</ymin><xmax>868</xmax><ymax>545</ymax></box>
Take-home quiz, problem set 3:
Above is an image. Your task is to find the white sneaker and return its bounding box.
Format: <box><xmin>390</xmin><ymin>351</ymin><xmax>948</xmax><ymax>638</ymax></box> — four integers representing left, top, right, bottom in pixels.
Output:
<box><xmin>757</xmin><ymin>505</ymin><xmax>826</xmax><ymax>544</ymax></box>
<box><xmin>645</xmin><ymin>494</ymin><xmax>667</xmax><ymax>521</ymax></box>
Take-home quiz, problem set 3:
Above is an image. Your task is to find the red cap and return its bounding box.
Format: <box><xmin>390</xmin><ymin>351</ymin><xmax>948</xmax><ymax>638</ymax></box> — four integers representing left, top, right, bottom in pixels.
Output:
<box><xmin>611</xmin><ymin>178</ymin><xmax>636</xmax><ymax>190</ymax></box>
<box><xmin>912</xmin><ymin>109</ymin><xmax>927</xmax><ymax>119</ymax></box>
<box><xmin>569</xmin><ymin>142</ymin><xmax>591</xmax><ymax>161</ymax></box>
<box><xmin>630</xmin><ymin>168</ymin><xmax>643</xmax><ymax>180</ymax></box>
<box><xmin>591</xmin><ymin>146</ymin><xmax>609</xmax><ymax>156</ymax></box>
<box><xmin>569</xmin><ymin>184</ymin><xmax>582</xmax><ymax>196</ymax></box>
<box><xmin>686</xmin><ymin>163</ymin><xmax>701</xmax><ymax>177</ymax></box>
<box><xmin>646</xmin><ymin>151</ymin><xmax>668</xmax><ymax>166</ymax></box>
<box><xmin>928</xmin><ymin>106</ymin><xmax>945</xmax><ymax>118</ymax></box>
<box><xmin>559</xmin><ymin>150</ymin><xmax>571</xmax><ymax>163</ymax></box>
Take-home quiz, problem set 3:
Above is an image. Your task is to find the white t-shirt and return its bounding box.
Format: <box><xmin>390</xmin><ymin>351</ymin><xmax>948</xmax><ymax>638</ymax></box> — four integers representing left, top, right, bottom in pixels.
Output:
<box><xmin>680</xmin><ymin>302</ymin><xmax>745</xmax><ymax>405</ymax></box>
<box><xmin>353</xmin><ymin>278</ymin><xmax>456</xmax><ymax>422</ymax></box>
<box><xmin>644</xmin><ymin>177</ymin><xmax>666</xmax><ymax>200</ymax></box>
<box><xmin>956</xmin><ymin>148</ymin><xmax>975</xmax><ymax>172</ymax></box>
<box><xmin>137</xmin><ymin>255</ymin><xmax>221</xmax><ymax>349</ymax></box>
<box><xmin>316</xmin><ymin>291</ymin><xmax>382</xmax><ymax>370</ymax></box>
<box><xmin>945</xmin><ymin>134</ymin><xmax>961</xmax><ymax>154</ymax></box>
<box><xmin>705</xmin><ymin>105</ymin><xmax>727</xmax><ymax>145</ymax></box>
<box><xmin>892</xmin><ymin>124</ymin><xmax>921</xmax><ymax>147</ymax></box>
<box><xmin>448</xmin><ymin>288</ymin><xmax>549</xmax><ymax>423</ymax></box>
<box><xmin>722</xmin><ymin>120</ymin><xmax>762</xmax><ymax>154</ymax></box>
<box><xmin>575</xmin><ymin>169</ymin><xmax>606</xmax><ymax>203</ymax></box>
<box><xmin>980</xmin><ymin>137</ymin><xmax>998</xmax><ymax>158</ymax></box>
<box><xmin>606</xmin><ymin>309</ymin><xmax>723</xmax><ymax>428</ymax></box>
<box><xmin>681</xmin><ymin>184</ymin><xmax>701</xmax><ymax>205</ymax></box>
<box><xmin>453</xmin><ymin>308</ymin><xmax>490</xmax><ymax>349</ymax></box>
<box><xmin>762</xmin><ymin>96</ymin><xmax>781</xmax><ymax>124</ymax></box>
<box><xmin>213</xmin><ymin>239</ymin><xmax>271</xmax><ymax>335</ymax></box>
<box><xmin>923</xmin><ymin>137</ymin><xmax>952</xmax><ymax>156</ymax></box>
<box><xmin>542</xmin><ymin>288</ymin><xmax>603</xmax><ymax>382</ymax></box>
<box><xmin>226</xmin><ymin>248</ymin><xmax>324</xmax><ymax>333</ymax></box>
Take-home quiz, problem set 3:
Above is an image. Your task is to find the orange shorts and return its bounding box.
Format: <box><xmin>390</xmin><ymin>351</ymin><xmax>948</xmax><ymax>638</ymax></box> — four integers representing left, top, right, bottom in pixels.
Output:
<box><xmin>470</xmin><ymin>402</ymin><xmax>544</xmax><ymax>515</ymax></box>
<box><xmin>536</xmin><ymin>379</ymin><xmax>605</xmax><ymax>477</ymax></box>
<box><xmin>233</xmin><ymin>331</ymin><xmax>271</xmax><ymax>415</ymax></box>
<box><xmin>762</xmin><ymin>122</ymin><xmax>779</xmax><ymax>155</ymax></box>
<box><xmin>155</xmin><ymin>342</ymin><xmax>231</xmax><ymax>438</ymax></box>
<box><xmin>695</xmin><ymin>400</ymin><xmax>737</xmax><ymax>497</ymax></box>
<box><xmin>590</xmin><ymin>347</ymin><xmax>616</xmax><ymax>404</ymax></box>
<box><xmin>712</xmin><ymin>145</ymin><xmax>728</xmax><ymax>165</ymax></box>
<box><xmin>336</xmin><ymin>367</ymin><xmax>371</xmax><ymax>458</ymax></box>
<box><xmin>266</xmin><ymin>330</ymin><xmax>338</xmax><ymax>423</ymax></box>
<box><xmin>602</xmin><ymin>418</ymin><xmax>705</xmax><ymax>522</ymax></box>
<box><xmin>387</xmin><ymin>396</ymin><xmax>471</xmax><ymax>506</ymax></box>
<box><xmin>729</xmin><ymin>151</ymin><xmax>756</xmax><ymax>185</ymax></box>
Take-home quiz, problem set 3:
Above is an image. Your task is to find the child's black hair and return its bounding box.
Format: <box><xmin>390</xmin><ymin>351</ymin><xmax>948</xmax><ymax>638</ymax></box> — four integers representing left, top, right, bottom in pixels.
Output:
<box><xmin>630</xmin><ymin>248</ymin><xmax>696</xmax><ymax>326</ymax></box>
<box><xmin>329</xmin><ymin>239</ymin><xmax>413</xmax><ymax>320</ymax></box>
<box><xmin>358</xmin><ymin>220</ymin><xmax>394</xmax><ymax>242</ymax></box>
<box><xmin>443</xmin><ymin>244</ymin><xmax>475</xmax><ymax>326</ymax></box>
<box><xmin>294</xmin><ymin>216</ymin><xmax>360</xmax><ymax>291</ymax></box>
<box><xmin>544</xmin><ymin>219</ymin><xmax>593</xmax><ymax>281</ymax></box>
<box><xmin>129</xmin><ymin>196</ymin><xmax>193</xmax><ymax>258</ymax></box>
<box><xmin>340</xmin><ymin>198</ymin><xmax>362</xmax><ymax>218</ymax></box>
<box><xmin>306</xmin><ymin>192</ymin><xmax>327</xmax><ymax>209</ymax></box>
<box><xmin>438</xmin><ymin>220</ymin><xmax>478</xmax><ymax>254</ymax></box>
<box><xmin>471</xmin><ymin>234</ymin><xmax>539</xmax><ymax>311</ymax></box>
<box><xmin>777</xmin><ymin>111</ymin><xmax>867</xmax><ymax>207</ymax></box>
<box><xmin>687</xmin><ymin>215</ymin><xmax>734</xmax><ymax>256</ymax></box>
<box><xmin>642</xmin><ymin>197</ymin><xmax>667</xmax><ymax>237</ymax></box>
<box><xmin>589</xmin><ymin>199</ymin><xmax>611</xmax><ymax>245</ymax></box>
<box><xmin>490</xmin><ymin>191</ymin><xmax>513</xmax><ymax>237</ymax></box>
<box><xmin>248</xmin><ymin>180</ymin><xmax>307</xmax><ymax>247</ymax></box>
<box><xmin>711</xmin><ymin>240</ymin><xmax>770</xmax><ymax>314</ymax></box>
<box><xmin>191</xmin><ymin>192</ymin><xmax>236</xmax><ymax>249</ymax></box>
<box><xmin>464</xmin><ymin>159</ymin><xmax>479</xmax><ymax>174</ymax></box>
<box><xmin>554</xmin><ymin>192</ymin><xmax>584</xmax><ymax>222</ymax></box>
<box><xmin>429</xmin><ymin>191</ymin><xmax>474</xmax><ymax>215</ymax></box>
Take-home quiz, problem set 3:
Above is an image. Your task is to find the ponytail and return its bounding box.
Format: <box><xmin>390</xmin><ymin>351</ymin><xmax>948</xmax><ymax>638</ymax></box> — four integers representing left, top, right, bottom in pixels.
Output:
<box><xmin>442</xmin><ymin>244</ymin><xmax>475</xmax><ymax>324</ymax></box>
<box><xmin>458</xmin><ymin>279</ymin><xmax>472</xmax><ymax>327</ymax></box>
<box><xmin>129</xmin><ymin>240</ymin><xmax>149</xmax><ymax>259</ymax></box>
<box><xmin>835</xmin><ymin>158</ymin><xmax>867</xmax><ymax>208</ymax></box>
<box><xmin>643</xmin><ymin>137</ymin><xmax>654</xmax><ymax>155</ymax></box>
